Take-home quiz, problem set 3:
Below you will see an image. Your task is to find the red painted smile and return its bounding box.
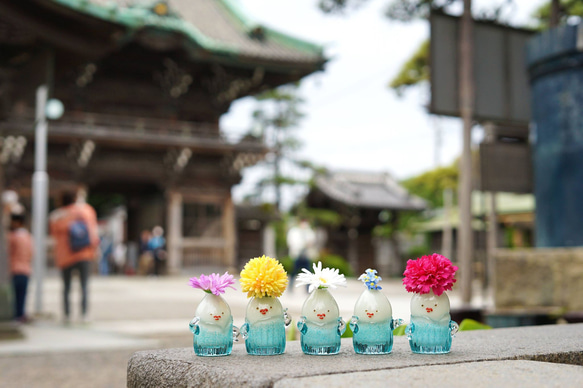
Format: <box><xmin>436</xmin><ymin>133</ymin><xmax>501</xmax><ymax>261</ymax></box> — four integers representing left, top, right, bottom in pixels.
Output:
<box><xmin>426</xmin><ymin>307</ymin><xmax>433</xmax><ymax>313</ymax></box>
<box><xmin>260</xmin><ymin>309</ymin><xmax>268</xmax><ymax>315</ymax></box>
<box><xmin>317</xmin><ymin>313</ymin><xmax>326</xmax><ymax>320</ymax></box>
<box><xmin>366</xmin><ymin>313</ymin><xmax>374</xmax><ymax>318</ymax></box>
<box><xmin>213</xmin><ymin>315</ymin><xmax>221</xmax><ymax>321</ymax></box>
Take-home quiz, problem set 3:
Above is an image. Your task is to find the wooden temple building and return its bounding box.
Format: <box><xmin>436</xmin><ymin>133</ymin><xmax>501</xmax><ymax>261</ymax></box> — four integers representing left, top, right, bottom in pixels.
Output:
<box><xmin>0</xmin><ymin>0</ymin><xmax>325</xmax><ymax>272</ymax></box>
<box><xmin>305</xmin><ymin>171</ymin><xmax>426</xmax><ymax>276</ymax></box>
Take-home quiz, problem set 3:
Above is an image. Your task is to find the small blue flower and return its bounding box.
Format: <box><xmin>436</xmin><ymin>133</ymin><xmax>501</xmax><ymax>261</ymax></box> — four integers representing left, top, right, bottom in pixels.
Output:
<box><xmin>358</xmin><ymin>268</ymin><xmax>382</xmax><ymax>290</ymax></box>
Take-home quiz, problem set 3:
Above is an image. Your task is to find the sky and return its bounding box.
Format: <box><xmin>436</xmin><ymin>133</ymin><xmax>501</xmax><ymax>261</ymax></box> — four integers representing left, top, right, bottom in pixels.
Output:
<box><xmin>221</xmin><ymin>0</ymin><xmax>547</xmax><ymax>208</ymax></box>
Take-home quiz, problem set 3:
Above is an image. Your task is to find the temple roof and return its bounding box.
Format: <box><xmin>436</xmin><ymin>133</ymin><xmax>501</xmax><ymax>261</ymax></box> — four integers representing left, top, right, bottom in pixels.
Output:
<box><xmin>312</xmin><ymin>171</ymin><xmax>427</xmax><ymax>211</ymax></box>
<box><xmin>50</xmin><ymin>0</ymin><xmax>325</xmax><ymax>68</ymax></box>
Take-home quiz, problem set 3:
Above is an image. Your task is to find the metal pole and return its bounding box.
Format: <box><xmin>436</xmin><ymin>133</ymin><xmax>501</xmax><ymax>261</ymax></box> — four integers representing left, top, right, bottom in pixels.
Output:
<box><xmin>32</xmin><ymin>85</ymin><xmax>49</xmax><ymax>315</ymax></box>
<box><xmin>458</xmin><ymin>0</ymin><xmax>474</xmax><ymax>306</ymax></box>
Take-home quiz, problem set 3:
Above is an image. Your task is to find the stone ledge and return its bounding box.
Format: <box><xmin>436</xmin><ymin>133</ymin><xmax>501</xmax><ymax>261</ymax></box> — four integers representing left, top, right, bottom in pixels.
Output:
<box><xmin>127</xmin><ymin>324</ymin><xmax>583</xmax><ymax>388</ymax></box>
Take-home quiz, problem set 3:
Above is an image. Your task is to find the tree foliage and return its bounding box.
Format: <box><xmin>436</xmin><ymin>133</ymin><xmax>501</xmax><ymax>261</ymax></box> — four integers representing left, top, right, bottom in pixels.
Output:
<box><xmin>400</xmin><ymin>161</ymin><xmax>458</xmax><ymax>208</ymax></box>
<box><xmin>533</xmin><ymin>0</ymin><xmax>583</xmax><ymax>30</ymax></box>
<box><xmin>389</xmin><ymin>39</ymin><xmax>429</xmax><ymax>94</ymax></box>
<box><xmin>247</xmin><ymin>83</ymin><xmax>306</xmax><ymax>210</ymax></box>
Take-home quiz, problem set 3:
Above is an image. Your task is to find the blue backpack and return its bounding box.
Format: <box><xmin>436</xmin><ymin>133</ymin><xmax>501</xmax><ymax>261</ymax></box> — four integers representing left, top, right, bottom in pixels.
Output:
<box><xmin>69</xmin><ymin>219</ymin><xmax>91</xmax><ymax>252</ymax></box>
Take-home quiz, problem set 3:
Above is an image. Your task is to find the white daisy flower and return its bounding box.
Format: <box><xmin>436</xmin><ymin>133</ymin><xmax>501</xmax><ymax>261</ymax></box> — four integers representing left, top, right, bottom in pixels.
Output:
<box><xmin>295</xmin><ymin>261</ymin><xmax>347</xmax><ymax>293</ymax></box>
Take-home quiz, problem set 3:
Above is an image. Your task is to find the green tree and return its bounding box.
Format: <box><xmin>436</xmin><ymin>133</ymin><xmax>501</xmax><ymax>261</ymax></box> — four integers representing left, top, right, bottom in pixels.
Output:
<box><xmin>533</xmin><ymin>0</ymin><xmax>583</xmax><ymax>29</ymax></box>
<box><xmin>400</xmin><ymin>161</ymin><xmax>458</xmax><ymax>208</ymax></box>
<box><xmin>247</xmin><ymin>83</ymin><xmax>307</xmax><ymax>211</ymax></box>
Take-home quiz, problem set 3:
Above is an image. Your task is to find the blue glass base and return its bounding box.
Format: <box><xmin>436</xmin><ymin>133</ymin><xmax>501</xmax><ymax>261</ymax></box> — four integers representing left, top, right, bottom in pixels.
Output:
<box><xmin>298</xmin><ymin>319</ymin><xmax>342</xmax><ymax>355</ymax></box>
<box><xmin>406</xmin><ymin>317</ymin><xmax>454</xmax><ymax>354</ymax></box>
<box><xmin>352</xmin><ymin>320</ymin><xmax>394</xmax><ymax>354</ymax></box>
<box><xmin>243</xmin><ymin>319</ymin><xmax>286</xmax><ymax>356</ymax></box>
<box><xmin>191</xmin><ymin>321</ymin><xmax>234</xmax><ymax>357</ymax></box>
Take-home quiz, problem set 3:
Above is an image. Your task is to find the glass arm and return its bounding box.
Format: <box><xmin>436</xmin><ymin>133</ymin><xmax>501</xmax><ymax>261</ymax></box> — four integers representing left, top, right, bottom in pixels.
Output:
<box><xmin>349</xmin><ymin>316</ymin><xmax>359</xmax><ymax>334</ymax></box>
<box><xmin>232</xmin><ymin>325</ymin><xmax>240</xmax><ymax>342</ymax></box>
<box><xmin>283</xmin><ymin>308</ymin><xmax>292</xmax><ymax>327</ymax></box>
<box><xmin>338</xmin><ymin>317</ymin><xmax>346</xmax><ymax>336</ymax></box>
<box><xmin>189</xmin><ymin>317</ymin><xmax>200</xmax><ymax>335</ymax></box>
<box><xmin>240</xmin><ymin>322</ymin><xmax>249</xmax><ymax>340</ymax></box>
<box><xmin>297</xmin><ymin>316</ymin><xmax>308</xmax><ymax>335</ymax></box>
<box><xmin>449</xmin><ymin>320</ymin><xmax>459</xmax><ymax>337</ymax></box>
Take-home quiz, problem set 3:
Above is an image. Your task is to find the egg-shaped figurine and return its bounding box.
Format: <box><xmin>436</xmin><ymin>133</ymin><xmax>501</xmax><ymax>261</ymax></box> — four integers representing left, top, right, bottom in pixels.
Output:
<box><xmin>296</xmin><ymin>262</ymin><xmax>347</xmax><ymax>355</ymax></box>
<box><xmin>403</xmin><ymin>254</ymin><xmax>459</xmax><ymax>354</ymax></box>
<box><xmin>350</xmin><ymin>269</ymin><xmax>403</xmax><ymax>354</ymax></box>
<box><xmin>188</xmin><ymin>272</ymin><xmax>238</xmax><ymax>357</ymax></box>
<box><xmin>239</xmin><ymin>256</ymin><xmax>291</xmax><ymax>355</ymax></box>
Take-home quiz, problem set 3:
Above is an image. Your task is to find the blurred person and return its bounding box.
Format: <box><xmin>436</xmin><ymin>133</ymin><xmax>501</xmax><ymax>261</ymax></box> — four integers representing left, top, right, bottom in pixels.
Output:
<box><xmin>286</xmin><ymin>218</ymin><xmax>316</xmax><ymax>291</ymax></box>
<box><xmin>138</xmin><ymin>229</ymin><xmax>153</xmax><ymax>275</ymax></box>
<box><xmin>9</xmin><ymin>211</ymin><xmax>33</xmax><ymax>323</ymax></box>
<box><xmin>50</xmin><ymin>190</ymin><xmax>99</xmax><ymax>324</ymax></box>
<box><xmin>148</xmin><ymin>226</ymin><xmax>166</xmax><ymax>276</ymax></box>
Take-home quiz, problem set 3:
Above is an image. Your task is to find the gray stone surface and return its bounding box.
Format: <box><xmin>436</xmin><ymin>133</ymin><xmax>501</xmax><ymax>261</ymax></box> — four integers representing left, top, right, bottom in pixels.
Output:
<box><xmin>494</xmin><ymin>248</ymin><xmax>583</xmax><ymax>311</ymax></box>
<box><xmin>127</xmin><ymin>324</ymin><xmax>583</xmax><ymax>388</ymax></box>
<box><xmin>274</xmin><ymin>360</ymin><xmax>583</xmax><ymax>388</ymax></box>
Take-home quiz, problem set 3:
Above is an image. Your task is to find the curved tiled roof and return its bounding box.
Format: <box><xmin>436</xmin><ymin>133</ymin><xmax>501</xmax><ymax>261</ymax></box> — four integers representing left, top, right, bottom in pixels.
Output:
<box><xmin>314</xmin><ymin>171</ymin><xmax>427</xmax><ymax>211</ymax></box>
<box><xmin>52</xmin><ymin>0</ymin><xmax>325</xmax><ymax>66</ymax></box>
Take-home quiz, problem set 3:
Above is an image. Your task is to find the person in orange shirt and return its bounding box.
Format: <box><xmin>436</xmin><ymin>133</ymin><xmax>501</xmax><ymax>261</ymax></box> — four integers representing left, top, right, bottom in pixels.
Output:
<box><xmin>9</xmin><ymin>212</ymin><xmax>33</xmax><ymax>322</ymax></box>
<box><xmin>50</xmin><ymin>191</ymin><xmax>99</xmax><ymax>324</ymax></box>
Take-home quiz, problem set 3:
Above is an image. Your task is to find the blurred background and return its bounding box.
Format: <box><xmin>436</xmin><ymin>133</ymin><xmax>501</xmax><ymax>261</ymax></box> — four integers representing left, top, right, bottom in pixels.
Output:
<box><xmin>1</xmin><ymin>0</ymin><xmax>582</xmax><ymax>386</ymax></box>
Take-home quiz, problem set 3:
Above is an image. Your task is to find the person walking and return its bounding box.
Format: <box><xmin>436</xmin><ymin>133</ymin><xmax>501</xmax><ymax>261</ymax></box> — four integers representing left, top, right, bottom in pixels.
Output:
<box><xmin>147</xmin><ymin>226</ymin><xmax>166</xmax><ymax>276</ymax></box>
<box><xmin>286</xmin><ymin>218</ymin><xmax>316</xmax><ymax>291</ymax></box>
<box><xmin>8</xmin><ymin>211</ymin><xmax>33</xmax><ymax>323</ymax></box>
<box><xmin>50</xmin><ymin>191</ymin><xmax>99</xmax><ymax>324</ymax></box>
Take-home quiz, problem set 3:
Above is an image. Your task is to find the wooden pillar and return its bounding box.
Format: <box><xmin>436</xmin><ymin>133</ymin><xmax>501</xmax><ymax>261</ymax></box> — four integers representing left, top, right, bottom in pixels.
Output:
<box><xmin>166</xmin><ymin>191</ymin><xmax>183</xmax><ymax>274</ymax></box>
<box><xmin>487</xmin><ymin>192</ymin><xmax>498</xmax><ymax>304</ymax></box>
<box><xmin>222</xmin><ymin>194</ymin><xmax>236</xmax><ymax>270</ymax></box>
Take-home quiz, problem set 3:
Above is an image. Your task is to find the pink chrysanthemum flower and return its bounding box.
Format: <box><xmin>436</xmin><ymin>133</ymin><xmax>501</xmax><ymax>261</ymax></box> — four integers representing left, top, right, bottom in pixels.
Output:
<box><xmin>403</xmin><ymin>253</ymin><xmax>458</xmax><ymax>296</ymax></box>
<box><xmin>189</xmin><ymin>272</ymin><xmax>236</xmax><ymax>296</ymax></box>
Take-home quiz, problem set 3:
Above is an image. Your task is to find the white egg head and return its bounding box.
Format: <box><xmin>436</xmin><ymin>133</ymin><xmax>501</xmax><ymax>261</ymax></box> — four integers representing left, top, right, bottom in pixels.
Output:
<box><xmin>353</xmin><ymin>289</ymin><xmax>392</xmax><ymax>323</ymax></box>
<box><xmin>246</xmin><ymin>296</ymin><xmax>283</xmax><ymax>322</ymax></box>
<box><xmin>301</xmin><ymin>288</ymin><xmax>339</xmax><ymax>324</ymax></box>
<box><xmin>195</xmin><ymin>294</ymin><xmax>231</xmax><ymax>328</ymax></box>
<box><xmin>410</xmin><ymin>292</ymin><xmax>450</xmax><ymax>320</ymax></box>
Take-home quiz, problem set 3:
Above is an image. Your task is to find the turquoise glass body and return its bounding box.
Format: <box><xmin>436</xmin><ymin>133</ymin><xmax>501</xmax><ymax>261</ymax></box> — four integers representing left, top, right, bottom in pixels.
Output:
<box><xmin>189</xmin><ymin>316</ymin><xmax>235</xmax><ymax>357</ymax></box>
<box><xmin>241</xmin><ymin>316</ymin><xmax>286</xmax><ymax>355</ymax></box>
<box><xmin>350</xmin><ymin>317</ymin><xmax>402</xmax><ymax>355</ymax></box>
<box><xmin>406</xmin><ymin>316</ymin><xmax>458</xmax><ymax>354</ymax></box>
<box><xmin>297</xmin><ymin>316</ymin><xmax>346</xmax><ymax>355</ymax></box>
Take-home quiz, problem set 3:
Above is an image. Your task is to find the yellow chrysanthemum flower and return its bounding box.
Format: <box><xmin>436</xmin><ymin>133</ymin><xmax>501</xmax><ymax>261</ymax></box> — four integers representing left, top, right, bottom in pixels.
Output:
<box><xmin>240</xmin><ymin>255</ymin><xmax>288</xmax><ymax>298</ymax></box>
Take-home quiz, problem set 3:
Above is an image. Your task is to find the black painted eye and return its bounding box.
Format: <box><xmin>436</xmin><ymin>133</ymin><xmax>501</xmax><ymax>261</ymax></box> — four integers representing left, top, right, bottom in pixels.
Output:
<box><xmin>421</xmin><ymin>304</ymin><xmax>424</xmax><ymax>307</ymax></box>
<box><xmin>376</xmin><ymin>310</ymin><xmax>378</xmax><ymax>313</ymax></box>
<box><xmin>327</xmin><ymin>310</ymin><xmax>330</xmax><ymax>312</ymax></box>
<box><xmin>365</xmin><ymin>309</ymin><xmax>368</xmax><ymax>312</ymax></box>
<box><xmin>209</xmin><ymin>313</ymin><xmax>212</xmax><ymax>315</ymax></box>
<box><xmin>256</xmin><ymin>307</ymin><xmax>259</xmax><ymax>310</ymax></box>
<box><xmin>313</xmin><ymin>309</ymin><xmax>316</xmax><ymax>312</ymax></box>
<box><xmin>222</xmin><ymin>312</ymin><xmax>224</xmax><ymax>315</ymax></box>
<box><xmin>270</xmin><ymin>306</ymin><xmax>272</xmax><ymax>309</ymax></box>
<box><xmin>434</xmin><ymin>304</ymin><xmax>437</xmax><ymax>307</ymax></box>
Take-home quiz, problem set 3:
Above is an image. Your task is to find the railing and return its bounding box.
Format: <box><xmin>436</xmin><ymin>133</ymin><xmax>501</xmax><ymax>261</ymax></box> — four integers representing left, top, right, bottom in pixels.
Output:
<box><xmin>0</xmin><ymin>110</ymin><xmax>264</xmax><ymax>147</ymax></box>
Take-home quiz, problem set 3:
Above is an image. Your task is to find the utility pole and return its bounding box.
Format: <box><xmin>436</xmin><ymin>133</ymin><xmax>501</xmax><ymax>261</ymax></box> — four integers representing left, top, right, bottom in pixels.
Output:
<box><xmin>32</xmin><ymin>85</ymin><xmax>49</xmax><ymax>315</ymax></box>
<box><xmin>458</xmin><ymin>0</ymin><xmax>474</xmax><ymax>306</ymax></box>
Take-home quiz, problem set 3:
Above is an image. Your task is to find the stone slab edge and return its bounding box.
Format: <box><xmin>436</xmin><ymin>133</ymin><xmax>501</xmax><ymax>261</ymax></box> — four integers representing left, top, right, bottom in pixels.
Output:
<box><xmin>127</xmin><ymin>323</ymin><xmax>583</xmax><ymax>388</ymax></box>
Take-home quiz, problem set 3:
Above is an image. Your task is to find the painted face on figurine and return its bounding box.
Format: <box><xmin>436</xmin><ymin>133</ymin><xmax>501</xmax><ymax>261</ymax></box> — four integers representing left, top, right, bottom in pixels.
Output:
<box><xmin>302</xmin><ymin>290</ymin><xmax>339</xmax><ymax>324</ymax></box>
<box><xmin>246</xmin><ymin>297</ymin><xmax>283</xmax><ymax>322</ymax></box>
<box><xmin>354</xmin><ymin>290</ymin><xmax>392</xmax><ymax>323</ymax></box>
<box><xmin>410</xmin><ymin>292</ymin><xmax>450</xmax><ymax>320</ymax></box>
<box><xmin>195</xmin><ymin>296</ymin><xmax>231</xmax><ymax>328</ymax></box>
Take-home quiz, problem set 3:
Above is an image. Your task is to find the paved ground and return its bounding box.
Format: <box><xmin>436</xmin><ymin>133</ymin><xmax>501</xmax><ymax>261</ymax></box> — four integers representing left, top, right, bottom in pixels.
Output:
<box><xmin>0</xmin><ymin>268</ymin><xmax>489</xmax><ymax>387</ymax></box>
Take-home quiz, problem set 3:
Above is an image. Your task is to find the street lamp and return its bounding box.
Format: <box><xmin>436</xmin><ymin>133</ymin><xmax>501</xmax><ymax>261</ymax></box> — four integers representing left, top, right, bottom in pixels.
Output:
<box><xmin>32</xmin><ymin>85</ymin><xmax>63</xmax><ymax>315</ymax></box>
